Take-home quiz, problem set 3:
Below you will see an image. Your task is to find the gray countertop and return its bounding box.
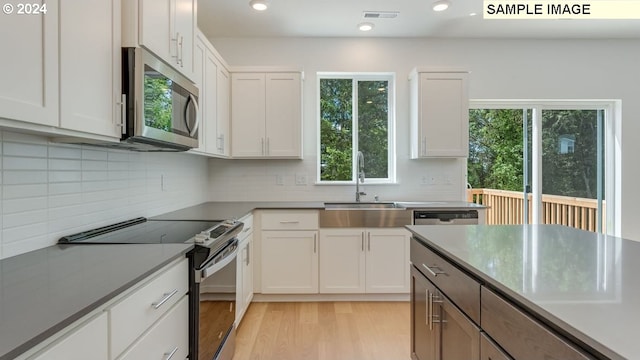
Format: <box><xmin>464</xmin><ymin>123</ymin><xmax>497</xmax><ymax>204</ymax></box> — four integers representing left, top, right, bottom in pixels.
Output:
<box><xmin>0</xmin><ymin>243</ymin><xmax>192</xmax><ymax>360</ymax></box>
<box><xmin>150</xmin><ymin>201</ymin><xmax>485</xmax><ymax>221</ymax></box>
<box><xmin>406</xmin><ymin>224</ymin><xmax>637</xmax><ymax>360</ymax></box>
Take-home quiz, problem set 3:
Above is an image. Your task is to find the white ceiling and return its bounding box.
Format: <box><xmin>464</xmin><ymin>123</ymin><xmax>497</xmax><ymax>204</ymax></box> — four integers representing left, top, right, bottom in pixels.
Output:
<box><xmin>197</xmin><ymin>0</ymin><xmax>640</xmax><ymax>39</ymax></box>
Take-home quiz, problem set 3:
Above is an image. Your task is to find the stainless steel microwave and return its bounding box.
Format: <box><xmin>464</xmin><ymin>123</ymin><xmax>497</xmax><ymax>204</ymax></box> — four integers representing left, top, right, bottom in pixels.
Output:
<box><xmin>121</xmin><ymin>47</ymin><xmax>199</xmax><ymax>151</ymax></box>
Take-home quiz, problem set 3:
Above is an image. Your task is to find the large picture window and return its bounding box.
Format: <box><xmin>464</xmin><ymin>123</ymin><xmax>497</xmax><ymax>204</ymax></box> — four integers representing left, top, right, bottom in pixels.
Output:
<box><xmin>318</xmin><ymin>73</ymin><xmax>395</xmax><ymax>183</ymax></box>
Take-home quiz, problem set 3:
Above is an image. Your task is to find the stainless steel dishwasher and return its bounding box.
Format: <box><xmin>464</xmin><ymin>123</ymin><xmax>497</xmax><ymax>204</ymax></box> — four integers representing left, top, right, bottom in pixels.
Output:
<box><xmin>413</xmin><ymin>210</ymin><xmax>479</xmax><ymax>225</ymax></box>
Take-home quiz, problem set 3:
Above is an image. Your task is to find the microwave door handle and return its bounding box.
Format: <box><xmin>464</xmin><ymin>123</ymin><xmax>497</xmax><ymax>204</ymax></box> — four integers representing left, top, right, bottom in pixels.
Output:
<box><xmin>199</xmin><ymin>240</ymin><xmax>238</xmax><ymax>281</ymax></box>
<box><xmin>185</xmin><ymin>93</ymin><xmax>200</xmax><ymax>137</ymax></box>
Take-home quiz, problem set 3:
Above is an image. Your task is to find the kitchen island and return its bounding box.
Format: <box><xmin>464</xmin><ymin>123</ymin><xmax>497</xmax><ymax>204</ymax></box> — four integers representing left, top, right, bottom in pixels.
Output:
<box><xmin>407</xmin><ymin>224</ymin><xmax>636</xmax><ymax>360</ymax></box>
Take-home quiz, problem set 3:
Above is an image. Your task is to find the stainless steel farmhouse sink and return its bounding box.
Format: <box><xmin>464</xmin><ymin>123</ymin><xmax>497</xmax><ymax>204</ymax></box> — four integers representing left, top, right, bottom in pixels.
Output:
<box><xmin>323</xmin><ymin>202</ymin><xmax>398</xmax><ymax>209</ymax></box>
<box><xmin>320</xmin><ymin>202</ymin><xmax>411</xmax><ymax>227</ymax></box>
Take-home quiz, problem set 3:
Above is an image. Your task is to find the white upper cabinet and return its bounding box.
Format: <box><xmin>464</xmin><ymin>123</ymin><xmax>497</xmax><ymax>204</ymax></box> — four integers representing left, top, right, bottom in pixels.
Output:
<box><xmin>190</xmin><ymin>31</ymin><xmax>230</xmax><ymax>157</ymax></box>
<box><xmin>409</xmin><ymin>69</ymin><xmax>469</xmax><ymax>158</ymax></box>
<box><xmin>125</xmin><ymin>0</ymin><xmax>195</xmax><ymax>80</ymax></box>
<box><xmin>59</xmin><ymin>0</ymin><xmax>122</xmax><ymax>138</ymax></box>
<box><xmin>231</xmin><ymin>70</ymin><xmax>302</xmax><ymax>159</ymax></box>
<box><xmin>0</xmin><ymin>0</ymin><xmax>121</xmax><ymax>139</ymax></box>
<box><xmin>0</xmin><ymin>0</ymin><xmax>59</xmax><ymax>127</ymax></box>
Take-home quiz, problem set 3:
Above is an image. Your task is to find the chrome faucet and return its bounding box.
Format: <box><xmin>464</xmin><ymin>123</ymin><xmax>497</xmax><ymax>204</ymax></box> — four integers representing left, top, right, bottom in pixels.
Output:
<box><xmin>356</xmin><ymin>151</ymin><xmax>366</xmax><ymax>202</ymax></box>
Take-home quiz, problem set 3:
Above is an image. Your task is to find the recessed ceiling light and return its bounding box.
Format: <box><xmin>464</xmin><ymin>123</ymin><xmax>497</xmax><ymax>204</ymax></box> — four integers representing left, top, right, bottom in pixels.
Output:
<box><xmin>432</xmin><ymin>0</ymin><xmax>450</xmax><ymax>12</ymax></box>
<box><xmin>358</xmin><ymin>22</ymin><xmax>374</xmax><ymax>32</ymax></box>
<box><xmin>249</xmin><ymin>0</ymin><xmax>269</xmax><ymax>11</ymax></box>
<box><xmin>469</xmin><ymin>12</ymin><xmax>477</xmax><ymax>16</ymax></box>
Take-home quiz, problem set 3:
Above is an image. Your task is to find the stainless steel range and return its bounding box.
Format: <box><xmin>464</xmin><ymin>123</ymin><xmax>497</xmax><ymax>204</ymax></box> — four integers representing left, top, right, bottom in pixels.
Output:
<box><xmin>59</xmin><ymin>218</ymin><xmax>243</xmax><ymax>360</ymax></box>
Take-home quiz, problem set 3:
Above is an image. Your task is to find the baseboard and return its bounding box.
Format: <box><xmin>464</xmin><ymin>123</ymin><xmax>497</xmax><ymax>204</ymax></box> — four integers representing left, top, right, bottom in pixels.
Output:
<box><xmin>252</xmin><ymin>293</ymin><xmax>410</xmax><ymax>302</ymax></box>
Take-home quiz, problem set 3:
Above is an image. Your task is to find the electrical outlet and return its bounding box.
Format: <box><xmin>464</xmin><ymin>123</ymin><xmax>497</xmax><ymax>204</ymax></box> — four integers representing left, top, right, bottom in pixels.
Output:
<box><xmin>295</xmin><ymin>173</ymin><xmax>308</xmax><ymax>185</ymax></box>
<box><xmin>275</xmin><ymin>174</ymin><xmax>284</xmax><ymax>185</ymax></box>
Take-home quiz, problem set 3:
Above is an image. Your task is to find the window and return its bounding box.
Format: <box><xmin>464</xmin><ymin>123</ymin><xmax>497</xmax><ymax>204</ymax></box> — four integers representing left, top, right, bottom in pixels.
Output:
<box><xmin>317</xmin><ymin>73</ymin><xmax>395</xmax><ymax>183</ymax></box>
<box><xmin>467</xmin><ymin>101</ymin><xmax>620</xmax><ymax>236</ymax></box>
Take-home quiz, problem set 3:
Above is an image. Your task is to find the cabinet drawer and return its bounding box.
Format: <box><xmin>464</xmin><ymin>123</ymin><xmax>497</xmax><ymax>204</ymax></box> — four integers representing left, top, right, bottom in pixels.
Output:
<box><xmin>118</xmin><ymin>296</ymin><xmax>189</xmax><ymax>360</ymax></box>
<box><xmin>410</xmin><ymin>237</ymin><xmax>480</xmax><ymax>324</ymax></box>
<box><xmin>238</xmin><ymin>213</ymin><xmax>254</xmax><ymax>241</ymax></box>
<box><xmin>481</xmin><ymin>287</ymin><xmax>593</xmax><ymax>360</ymax></box>
<box><xmin>109</xmin><ymin>258</ymin><xmax>189</xmax><ymax>358</ymax></box>
<box><xmin>480</xmin><ymin>333</ymin><xmax>513</xmax><ymax>360</ymax></box>
<box><xmin>29</xmin><ymin>313</ymin><xmax>108</xmax><ymax>360</ymax></box>
<box><xmin>261</xmin><ymin>210</ymin><xmax>318</xmax><ymax>230</ymax></box>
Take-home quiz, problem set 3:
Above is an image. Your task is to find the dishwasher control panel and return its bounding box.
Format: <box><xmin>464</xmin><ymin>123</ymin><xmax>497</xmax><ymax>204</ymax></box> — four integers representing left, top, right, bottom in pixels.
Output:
<box><xmin>413</xmin><ymin>210</ymin><xmax>479</xmax><ymax>225</ymax></box>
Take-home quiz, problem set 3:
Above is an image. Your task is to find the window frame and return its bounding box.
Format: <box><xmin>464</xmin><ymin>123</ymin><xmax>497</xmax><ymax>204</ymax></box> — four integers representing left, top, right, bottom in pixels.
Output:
<box><xmin>316</xmin><ymin>72</ymin><xmax>397</xmax><ymax>184</ymax></box>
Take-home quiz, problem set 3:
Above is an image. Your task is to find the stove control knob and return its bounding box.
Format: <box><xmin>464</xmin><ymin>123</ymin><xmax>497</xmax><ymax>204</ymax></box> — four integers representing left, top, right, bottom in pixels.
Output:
<box><xmin>194</xmin><ymin>232</ymin><xmax>208</xmax><ymax>243</ymax></box>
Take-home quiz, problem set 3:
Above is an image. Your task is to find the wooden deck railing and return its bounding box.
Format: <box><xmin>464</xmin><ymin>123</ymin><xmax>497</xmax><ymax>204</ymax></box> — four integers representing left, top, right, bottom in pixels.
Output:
<box><xmin>468</xmin><ymin>188</ymin><xmax>605</xmax><ymax>232</ymax></box>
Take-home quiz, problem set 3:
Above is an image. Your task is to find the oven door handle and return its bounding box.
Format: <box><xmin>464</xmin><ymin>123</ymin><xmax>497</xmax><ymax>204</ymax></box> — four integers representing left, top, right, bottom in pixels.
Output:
<box><xmin>199</xmin><ymin>239</ymin><xmax>239</xmax><ymax>281</ymax></box>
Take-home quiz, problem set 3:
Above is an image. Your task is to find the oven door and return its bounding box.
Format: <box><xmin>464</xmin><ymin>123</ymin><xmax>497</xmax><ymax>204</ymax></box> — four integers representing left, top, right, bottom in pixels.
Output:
<box><xmin>196</xmin><ymin>239</ymin><xmax>238</xmax><ymax>360</ymax></box>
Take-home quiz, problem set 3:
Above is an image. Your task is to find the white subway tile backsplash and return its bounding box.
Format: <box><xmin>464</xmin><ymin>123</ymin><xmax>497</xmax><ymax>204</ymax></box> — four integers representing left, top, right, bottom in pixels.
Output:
<box><xmin>3</xmin><ymin>184</ymin><xmax>48</xmax><ymax>199</ymax></box>
<box><xmin>48</xmin><ymin>159</ymin><xmax>82</xmax><ymax>171</ymax></box>
<box><xmin>3</xmin><ymin>157</ymin><xmax>47</xmax><ymax>170</ymax></box>
<box><xmin>3</xmin><ymin>142</ymin><xmax>48</xmax><ymax>157</ymax></box>
<box><xmin>48</xmin><ymin>171</ymin><xmax>82</xmax><ymax>183</ymax></box>
<box><xmin>3</xmin><ymin>171</ymin><xmax>48</xmax><ymax>185</ymax></box>
<box><xmin>49</xmin><ymin>146</ymin><xmax>82</xmax><ymax>159</ymax></box>
<box><xmin>81</xmin><ymin>148</ymin><xmax>108</xmax><ymax>161</ymax></box>
<box><xmin>0</xmin><ymin>131</ymin><xmax>208</xmax><ymax>259</ymax></box>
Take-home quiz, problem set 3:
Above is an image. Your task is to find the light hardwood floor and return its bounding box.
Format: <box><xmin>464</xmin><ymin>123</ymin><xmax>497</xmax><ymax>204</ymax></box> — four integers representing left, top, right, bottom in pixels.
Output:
<box><xmin>233</xmin><ymin>301</ymin><xmax>411</xmax><ymax>360</ymax></box>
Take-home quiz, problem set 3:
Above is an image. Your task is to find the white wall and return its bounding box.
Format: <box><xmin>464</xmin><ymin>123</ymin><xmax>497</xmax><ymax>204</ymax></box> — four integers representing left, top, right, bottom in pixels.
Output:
<box><xmin>208</xmin><ymin>37</ymin><xmax>640</xmax><ymax>239</ymax></box>
<box><xmin>0</xmin><ymin>131</ymin><xmax>208</xmax><ymax>259</ymax></box>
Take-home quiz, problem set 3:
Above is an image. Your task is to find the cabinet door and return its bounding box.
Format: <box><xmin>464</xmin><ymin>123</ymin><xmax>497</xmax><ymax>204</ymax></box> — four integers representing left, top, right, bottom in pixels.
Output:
<box><xmin>0</xmin><ymin>0</ymin><xmax>58</xmax><ymax>127</ymax></box>
<box><xmin>411</xmin><ymin>267</ymin><xmax>438</xmax><ymax>360</ymax></box>
<box><xmin>231</xmin><ymin>73</ymin><xmax>266</xmax><ymax>157</ymax></box>
<box><xmin>236</xmin><ymin>232</ymin><xmax>254</xmax><ymax>325</ymax></box>
<box><xmin>265</xmin><ymin>72</ymin><xmax>302</xmax><ymax>158</ymax></box>
<box><xmin>261</xmin><ymin>230</ymin><xmax>318</xmax><ymax>294</ymax></box>
<box><xmin>366</xmin><ymin>228</ymin><xmax>410</xmax><ymax>293</ymax></box>
<box><xmin>440</xmin><ymin>292</ymin><xmax>481</xmax><ymax>360</ymax></box>
<box><xmin>319</xmin><ymin>229</ymin><xmax>366</xmax><ymax>293</ymax></box>
<box><xmin>216</xmin><ymin>66</ymin><xmax>231</xmax><ymax>156</ymax></box>
<box><xmin>173</xmin><ymin>0</ymin><xmax>195</xmax><ymax>79</ymax></box>
<box><xmin>191</xmin><ymin>35</ymin><xmax>207</xmax><ymax>153</ymax></box>
<box><xmin>118</xmin><ymin>296</ymin><xmax>189</xmax><ymax>360</ymax></box>
<box><xmin>59</xmin><ymin>0</ymin><xmax>121</xmax><ymax>138</ymax></box>
<box><xmin>415</xmin><ymin>72</ymin><xmax>469</xmax><ymax>158</ymax></box>
<box><xmin>30</xmin><ymin>313</ymin><xmax>108</xmax><ymax>360</ymax></box>
<box><xmin>139</xmin><ymin>0</ymin><xmax>172</xmax><ymax>61</ymax></box>
<box><xmin>204</xmin><ymin>48</ymin><xmax>219</xmax><ymax>155</ymax></box>
<box><xmin>480</xmin><ymin>333</ymin><xmax>513</xmax><ymax>360</ymax></box>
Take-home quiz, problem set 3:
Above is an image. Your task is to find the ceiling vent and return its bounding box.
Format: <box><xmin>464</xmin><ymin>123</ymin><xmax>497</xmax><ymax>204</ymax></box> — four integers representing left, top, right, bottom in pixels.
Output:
<box><xmin>363</xmin><ymin>11</ymin><xmax>399</xmax><ymax>19</ymax></box>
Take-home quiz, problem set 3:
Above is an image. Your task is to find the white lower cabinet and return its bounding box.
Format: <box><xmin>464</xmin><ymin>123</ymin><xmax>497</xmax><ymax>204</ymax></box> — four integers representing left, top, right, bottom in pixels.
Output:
<box><xmin>261</xmin><ymin>230</ymin><xmax>319</xmax><ymax>294</ymax></box>
<box><xmin>109</xmin><ymin>258</ymin><xmax>189</xmax><ymax>357</ymax></box>
<box><xmin>29</xmin><ymin>313</ymin><xmax>108</xmax><ymax>360</ymax></box>
<box><xmin>117</xmin><ymin>296</ymin><xmax>189</xmax><ymax>360</ymax></box>
<box><xmin>236</xmin><ymin>215</ymin><xmax>254</xmax><ymax>325</ymax></box>
<box><xmin>319</xmin><ymin>228</ymin><xmax>410</xmax><ymax>294</ymax></box>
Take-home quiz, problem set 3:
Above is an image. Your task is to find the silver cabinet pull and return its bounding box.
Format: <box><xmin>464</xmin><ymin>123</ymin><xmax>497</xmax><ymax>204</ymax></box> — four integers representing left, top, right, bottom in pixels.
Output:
<box><xmin>164</xmin><ymin>346</ymin><xmax>179</xmax><ymax>360</ymax></box>
<box><xmin>117</xmin><ymin>94</ymin><xmax>126</xmax><ymax>134</ymax></box>
<box><xmin>422</xmin><ymin>263</ymin><xmax>446</xmax><ymax>277</ymax></box>
<box><xmin>279</xmin><ymin>220</ymin><xmax>300</xmax><ymax>224</ymax></box>
<box><xmin>242</xmin><ymin>226</ymin><xmax>252</xmax><ymax>233</ymax></box>
<box><xmin>313</xmin><ymin>233</ymin><xmax>317</xmax><ymax>253</ymax></box>
<box><xmin>367</xmin><ymin>232</ymin><xmax>371</xmax><ymax>251</ymax></box>
<box><xmin>426</xmin><ymin>289</ymin><xmax>430</xmax><ymax>326</ymax></box>
<box><xmin>261</xmin><ymin>138</ymin><xmax>265</xmax><ymax>155</ymax></box>
<box><xmin>152</xmin><ymin>289</ymin><xmax>178</xmax><ymax>309</ymax></box>
<box><xmin>266</xmin><ymin>137</ymin><xmax>270</xmax><ymax>155</ymax></box>
<box><xmin>361</xmin><ymin>232</ymin><xmax>365</xmax><ymax>252</ymax></box>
